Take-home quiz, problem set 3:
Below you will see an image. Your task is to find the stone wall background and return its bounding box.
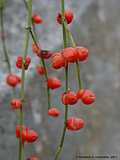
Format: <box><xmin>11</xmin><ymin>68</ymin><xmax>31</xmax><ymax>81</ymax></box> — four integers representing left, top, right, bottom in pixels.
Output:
<box><xmin>0</xmin><ymin>0</ymin><xmax>120</xmax><ymax>159</ymax></box>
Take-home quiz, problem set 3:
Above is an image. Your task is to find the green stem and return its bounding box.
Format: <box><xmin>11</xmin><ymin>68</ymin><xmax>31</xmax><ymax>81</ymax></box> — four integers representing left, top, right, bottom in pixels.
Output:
<box><xmin>23</xmin><ymin>0</ymin><xmax>51</xmax><ymax>109</ymax></box>
<box><xmin>0</xmin><ymin>7</ymin><xmax>11</xmax><ymax>73</ymax></box>
<box><xmin>54</xmin><ymin>0</ymin><xmax>69</xmax><ymax>159</ymax></box>
<box><xmin>64</xmin><ymin>22</ymin><xmax>83</xmax><ymax>89</ymax></box>
<box><xmin>18</xmin><ymin>1</ymin><xmax>32</xmax><ymax>160</ymax></box>
<box><xmin>27</xmin><ymin>26</ymin><xmax>51</xmax><ymax>109</ymax></box>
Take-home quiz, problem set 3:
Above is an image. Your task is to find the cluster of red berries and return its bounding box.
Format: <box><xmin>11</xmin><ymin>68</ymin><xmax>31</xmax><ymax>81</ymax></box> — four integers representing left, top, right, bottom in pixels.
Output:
<box><xmin>56</xmin><ymin>9</ymin><xmax>74</xmax><ymax>25</ymax></box>
<box><xmin>52</xmin><ymin>47</ymin><xmax>88</xmax><ymax>69</ymax></box>
<box><xmin>16</xmin><ymin>125</ymin><xmax>38</xmax><ymax>143</ymax></box>
<box><xmin>16</xmin><ymin>56</ymin><xmax>31</xmax><ymax>70</ymax></box>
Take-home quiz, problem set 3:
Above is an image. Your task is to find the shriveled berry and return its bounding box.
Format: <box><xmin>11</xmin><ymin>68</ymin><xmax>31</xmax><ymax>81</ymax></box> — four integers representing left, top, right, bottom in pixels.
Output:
<box><xmin>76</xmin><ymin>47</ymin><xmax>88</xmax><ymax>61</ymax></box>
<box><xmin>36</xmin><ymin>65</ymin><xmax>46</xmax><ymax>75</ymax></box>
<box><xmin>52</xmin><ymin>52</ymin><xmax>65</xmax><ymax>69</ymax></box>
<box><xmin>48</xmin><ymin>107</ymin><xmax>60</xmax><ymax>117</ymax></box>
<box><xmin>61</xmin><ymin>90</ymin><xmax>78</xmax><ymax>105</ymax></box>
<box><xmin>6</xmin><ymin>74</ymin><xmax>21</xmax><ymax>87</ymax></box>
<box><xmin>62</xmin><ymin>47</ymin><xmax>78</xmax><ymax>63</ymax></box>
<box><xmin>56</xmin><ymin>9</ymin><xmax>74</xmax><ymax>24</ymax></box>
<box><xmin>32</xmin><ymin>43</ymin><xmax>41</xmax><ymax>57</ymax></box>
<box><xmin>66</xmin><ymin>117</ymin><xmax>85</xmax><ymax>131</ymax></box>
<box><xmin>47</xmin><ymin>77</ymin><xmax>61</xmax><ymax>89</ymax></box>
<box><xmin>81</xmin><ymin>89</ymin><xmax>96</xmax><ymax>105</ymax></box>
<box><xmin>32</xmin><ymin>14</ymin><xmax>43</xmax><ymax>24</ymax></box>
<box><xmin>41</xmin><ymin>50</ymin><xmax>52</xmax><ymax>59</ymax></box>
<box><xmin>10</xmin><ymin>99</ymin><xmax>22</xmax><ymax>109</ymax></box>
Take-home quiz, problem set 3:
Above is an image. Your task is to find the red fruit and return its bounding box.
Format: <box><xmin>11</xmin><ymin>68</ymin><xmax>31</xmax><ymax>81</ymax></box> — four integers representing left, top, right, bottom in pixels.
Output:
<box><xmin>16</xmin><ymin>56</ymin><xmax>31</xmax><ymax>70</ymax></box>
<box><xmin>16</xmin><ymin>56</ymin><xmax>23</xmax><ymax>69</ymax></box>
<box><xmin>16</xmin><ymin>125</ymin><xmax>27</xmax><ymax>143</ymax></box>
<box><xmin>52</xmin><ymin>52</ymin><xmax>65</xmax><ymax>69</ymax></box>
<box><xmin>27</xmin><ymin>156</ymin><xmax>39</xmax><ymax>160</ymax></box>
<box><xmin>62</xmin><ymin>47</ymin><xmax>78</xmax><ymax>63</ymax></box>
<box><xmin>10</xmin><ymin>99</ymin><xmax>22</xmax><ymax>109</ymax></box>
<box><xmin>61</xmin><ymin>90</ymin><xmax>78</xmax><ymax>105</ymax></box>
<box><xmin>66</xmin><ymin>117</ymin><xmax>85</xmax><ymax>131</ymax></box>
<box><xmin>32</xmin><ymin>15</ymin><xmax>43</xmax><ymax>24</ymax></box>
<box><xmin>47</xmin><ymin>77</ymin><xmax>61</xmax><ymax>89</ymax></box>
<box><xmin>36</xmin><ymin>65</ymin><xmax>46</xmax><ymax>75</ymax></box>
<box><xmin>56</xmin><ymin>9</ymin><xmax>74</xmax><ymax>24</ymax></box>
<box><xmin>76</xmin><ymin>47</ymin><xmax>88</xmax><ymax>61</ymax></box>
<box><xmin>76</xmin><ymin>89</ymin><xmax>85</xmax><ymax>100</ymax></box>
<box><xmin>81</xmin><ymin>89</ymin><xmax>96</xmax><ymax>105</ymax></box>
<box><xmin>48</xmin><ymin>107</ymin><xmax>60</xmax><ymax>117</ymax></box>
<box><xmin>32</xmin><ymin>43</ymin><xmax>41</xmax><ymax>57</ymax></box>
<box><xmin>26</xmin><ymin>130</ymin><xmax>38</xmax><ymax>143</ymax></box>
<box><xmin>6</xmin><ymin>74</ymin><xmax>21</xmax><ymax>87</ymax></box>
<box><xmin>64</xmin><ymin>9</ymin><xmax>74</xmax><ymax>24</ymax></box>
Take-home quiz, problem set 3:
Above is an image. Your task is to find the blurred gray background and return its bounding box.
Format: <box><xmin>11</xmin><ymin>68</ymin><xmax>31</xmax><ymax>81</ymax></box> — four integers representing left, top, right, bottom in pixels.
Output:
<box><xmin>0</xmin><ymin>0</ymin><xmax>120</xmax><ymax>159</ymax></box>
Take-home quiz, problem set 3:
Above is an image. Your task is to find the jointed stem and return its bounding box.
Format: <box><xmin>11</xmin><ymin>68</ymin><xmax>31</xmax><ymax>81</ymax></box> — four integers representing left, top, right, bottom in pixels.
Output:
<box><xmin>54</xmin><ymin>0</ymin><xmax>69</xmax><ymax>159</ymax></box>
<box><xmin>18</xmin><ymin>0</ymin><xmax>32</xmax><ymax>160</ymax></box>
<box><xmin>0</xmin><ymin>7</ymin><xmax>11</xmax><ymax>73</ymax></box>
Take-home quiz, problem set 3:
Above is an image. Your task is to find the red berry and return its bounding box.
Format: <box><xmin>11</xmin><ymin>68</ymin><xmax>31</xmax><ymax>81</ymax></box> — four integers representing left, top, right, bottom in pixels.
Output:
<box><xmin>66</xmin><ymin>117</ymin><xmax>85</xmax><ymax>131</ymax></box>
<box><xmin>56</xmin><ymin>9</ymin><xmax>74</xmax><ymax>24</ymax></box>
<box><xmin>27</xmin><ymin>156</ymin><xmax>39</xmax><ymax>160</ymax></box>
<box><xmin>56</xmin><ymin>13</ymin><xmax>62</xmax><ymax>24</ymax></box>
<box><xmin>6</xmin><ymin>74</ymin><xmax>21</xmax><ymax>87</ymax></box>
<box><xmin>16</xmin><ymin>56</ymin><xmax>23</xmax><ymax>69</ymax></box>
<box><xmin>47</xmin><ymin>77</ymin><xmax>61</xmax><ymax>89</ymax></box>
<box><xmin>62</xmin><ymin>47</ymin><xmax>78</xmax><ymax>63</ymax></box>
<box><xmin>81</xmin><ymin>89</ymin><xmax>96</xmax><ymax>105</ymax></box>
<box><xmin>48</xmin><ymin>107</ymin><xmax>60</xmax><ymax>117</ymax></box>
<box><xmin>32</xmin><ymin>15</ymin><xmax>43</xmax><ymax>24</ymax></box>
<box><xmin>61</xmin><ymin>90</ymin><xmax>78</xmax><ymax>105</ymax></box>
<box><xmin>64</xmin><ymin>9</ymin><xmax>74</xmax><ymax>24</ymax></box>
<box><xmin>32</xmin><ymin>43</ymin><xmax>41</xmax><ymax>57</ymax></box>
<box><xmin>76</xmin><ymin>89</ymin><xmax>85</xmax><ymax>100</ymax></box>
<box><xmin>76</xmin><ymin>47</ymin><xmax>88</xmax><ymax>61</ymax></box>
<box><xmin>16</xmin><ymin>125</ymin><xmax>27</xmax><ymax>143</ymax></box>
<box><xmin>26</xmin><ymin>130</ymin><xmax>38</xmax><ymax>143</ymax></box>
<box><xmin>36</xmin><ymin>65</ymin><xmax>46</xmax><ymax>75</ymax></box>
<box><xmin>10</xmin><ymin>99</ymin><xmax>22</xmax><ymax>109</ymax></box>
<box><xmin>52</xmin><ymin>52</ymin><xmax>65</xmax><ymax>69</ymax></box>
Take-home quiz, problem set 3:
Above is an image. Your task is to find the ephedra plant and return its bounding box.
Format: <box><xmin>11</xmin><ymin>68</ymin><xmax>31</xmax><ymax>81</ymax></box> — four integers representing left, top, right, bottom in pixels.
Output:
<box><xmin>0</xmin><ymin>0</ymin><xmax>96</xmax><ymax>160</ymax></box>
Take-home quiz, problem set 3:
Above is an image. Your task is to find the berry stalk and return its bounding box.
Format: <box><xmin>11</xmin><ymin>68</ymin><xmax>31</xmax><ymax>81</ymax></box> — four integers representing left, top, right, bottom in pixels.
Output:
<box><xmin>54</xmin><ymin>0</ymin><xmax>69</xmax><ymax>159</ymax></box>
<box><xmin>18</xmin><ymin>0</ymin><xmax>32</xmax><ymax>160</ymax></box>
<box><xmin>27</xmin><ymin>25</ymin><xmax>51</xmax><ymax>109</ymax></box>
<box><xmin>0</xmin><ymin>2</ymin><xmax>11</xmax><ymax>73</ymax></box>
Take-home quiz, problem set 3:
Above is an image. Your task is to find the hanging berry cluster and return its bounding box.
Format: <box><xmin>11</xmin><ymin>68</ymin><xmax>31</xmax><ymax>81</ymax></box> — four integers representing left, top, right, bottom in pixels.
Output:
<box><xmin>3</xmin><ymin>0</ymin><xmax>96</xmax><ymax>160</ymax></box>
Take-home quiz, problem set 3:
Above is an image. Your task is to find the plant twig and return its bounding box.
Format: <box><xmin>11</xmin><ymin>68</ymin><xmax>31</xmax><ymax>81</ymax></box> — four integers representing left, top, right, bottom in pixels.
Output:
<box><xmin>54</xmin><ymin>0</ymin><xmax>69</xmax><ymax>159</ymax></box>
<box><xmin>18</xmin><ymin>0</ymin><xmax>32</xmax><ymax>160</ymax></box>
<box><xmin>0</xmin><ymin>6</ymin><xmax>11</xmax><ymax>73</ymax></box>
